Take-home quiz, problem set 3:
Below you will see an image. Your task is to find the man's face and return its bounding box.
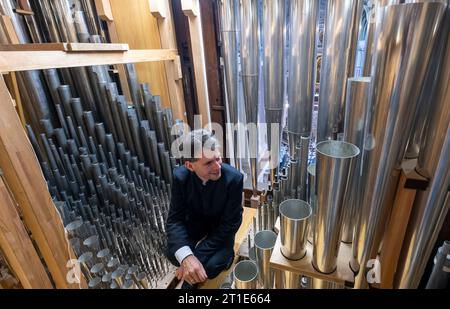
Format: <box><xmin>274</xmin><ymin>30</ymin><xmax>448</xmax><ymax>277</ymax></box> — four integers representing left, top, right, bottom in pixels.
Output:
<box><xmin>185</xmin><ymin>150</ymin><xmax>223</xmax><ymax>182</ymax></box>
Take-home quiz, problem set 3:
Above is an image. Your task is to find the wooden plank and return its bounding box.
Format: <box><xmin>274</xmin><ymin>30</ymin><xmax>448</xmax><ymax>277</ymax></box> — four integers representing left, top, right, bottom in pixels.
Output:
<box><xmin>149</xmin><ymin>0</ymin><xmax>167</xmax><ymax>19</ymax></box>
<box><xmin>200</xmin><ymin>207</ymin><xmax>257</xmax><ymax>289</ymax></box>
<box><xmin>0</xmin><ymin>77</ymin><xmax>86</xmax><ymax>288</ymax></box>
<box><xmin>0</xmin><ymin>43</ymin><xmax>67</xmax><ymax>51</ymax></box>
<box><xmin>95</xmin><ymin>0</ymin><xmax>114</xmax><ymax>21</ymax></box>
<box><xmin>181</xmin><ymin>0</ymin><xmax>199</xmax><ymax>17</ymax></box>
<box><xmin>199</xmin><ymin>0</ymin><xmax>226</xmax><ymax>154</ymax></box>
<box><xmin>13</xmin><ymin>9</ymin><xmax>34</xmax><ymax>16</ymax></box>
<box><xmin>0</xmin><ymin>43</ymin><xmax>129</xmax><ymax>52</ymax></box>
<box><xmin>182</xmin><ymin>0</ymin><xmax>211</xmax><ymax>125</ymax></box>
<box><xmin>0</xmin><ymin>17</ymin><xmax>27</xmax><ymax>131</ymax></box>
<box><xmin>270</xmin><ymin>236</ymin><xmax>355</xmax><ymax>285</ymax></box>
<box><xmin>0</xmin><ymin>49</ymin><xmax>178</xmax><ymax>73</ymax></box>
<box><xmin>151</xmin><ymin>0</ymin><xmax>187</xmax><ymax>122</ymax></box>
<box><xmin>3</xmin><ymin>73</ymin><xmax>26</xmax><ymax>127</ymax></box>
<box><xmin>109</xmin><ymin>0</ymin><xmax>171</xmax><ymax>109</ymax></box>
<box><xmin>66</xmin><ymin>43</ymin><xmax>129</xmax><ymax>52</ymax></box>
<box><xmin>0</xmin><ymin>175</ymin><xmax>53</xmax><ymax>289</ymax></box>
<box><xmin>379</xmin><ymin>169</ymin><xmax>421</xmax><ymax>289</ymax></box>
<box><xmin>0</xmin><ymin>15</ymin><xmax>20</xmax><ymax>45</ymax></box>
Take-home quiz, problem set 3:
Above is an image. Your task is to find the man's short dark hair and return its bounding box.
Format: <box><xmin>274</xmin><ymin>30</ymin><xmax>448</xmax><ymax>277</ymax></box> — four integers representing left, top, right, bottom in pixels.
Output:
<box><xmin>179</xmin><ymin>129</ymin><xmax>219</xmax><ymax>164</ymax></box>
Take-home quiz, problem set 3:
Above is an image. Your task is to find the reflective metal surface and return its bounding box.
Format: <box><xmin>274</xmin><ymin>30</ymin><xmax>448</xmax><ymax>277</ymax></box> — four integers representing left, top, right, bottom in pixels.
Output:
<box><xmin>396</xmin><ymin>125</ymin><xmax>450</xmax><ymax>288</ymax></box>
<box><xmin>313</xmin><ymin>141</ymin><xmax>359</xmax><ymax>274</ymax></box>
<box><xmin>307</xmin><ymin>164</ymin><xmax>316</xmax><ymax>243</ymax></box>
<box><xmin>352</xmin><ymin>2</ymin><xmax>445</xmax><ymax>288</ymax></box>
<box><xmin>233</xmin><ymin>260</ymin><xmax>259</xmax><ymax>289</ymax></box>
<box><xmin>255</xmin><ymin>230</ymin><xmax>277</xmax><ymax>289</ymax></box>
<box><xmin>317</xmin><ymin>0</ymin><xmax>363</xmax><ymax>142</ymax></box>
<box><xmin>287</xmin><ymin>0</ymin><xmax>319</xmax><ymax>137</ymax></box>
<box><xmin>262</xmin><ymin>0</ymin><xmax>285</xmax><ymax>178</ymax></box>
<box><xmin>395</xmin><ymin>6</ymin><xmax>450</xmax><ymax>288</ymax></box>
<box><xmin>276</xmin><ymin>270</ymin><xmax>301</xmax><ymax>289</ymax></box>
<box><xmin>279</xmin><ymin>199</ymin><xmax>311</xmax><ymax>260</ymax></box>
<box><xmin>341</xmin><ymin>77</ymin><xmax>371</xmax><ymax>244</ymax></box>
<box><xmin>239</xmin><ymin>0</ymin><xmax>260</xmax><ymax>194</ymax></box>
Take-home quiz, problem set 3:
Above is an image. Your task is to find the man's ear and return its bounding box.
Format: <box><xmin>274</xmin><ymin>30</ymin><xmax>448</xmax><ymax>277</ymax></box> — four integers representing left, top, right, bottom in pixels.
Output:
<box><xmin>185</xmin><ymin>161</ymin><xmax>194</xmax><ymax>172</ymax></box>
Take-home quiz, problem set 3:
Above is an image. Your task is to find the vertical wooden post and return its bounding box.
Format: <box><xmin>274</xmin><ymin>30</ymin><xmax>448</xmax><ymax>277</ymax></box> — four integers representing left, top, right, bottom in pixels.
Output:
<box><xmin>94</xmin><ymin>0</ymin><xmax>133</xmax><ymax>103</ymax></box>
<box><xmin>0</xmin><ymin>15</ymin><xmax>26</xmax><ymax>126</ymax></box>
<box><xmin>181</xmin><ymin>0</ymin><xmax>211</xmax><ymax>125</ymax></box>
<box><xmin>0</xmin><ymin>174</ymin><xmax>53</xmax><ymax>288</ymax></box>
<box><xmin>380</xmin><ymin>164</ymin><xmax>426</xmax><ymax>288</ymax></box>
<box><xmin>0</xmin><ymin>77</ymin><xmax>87</xmax><ymax>288</ymax></box>
<box><xmin>150</xmin><ymin>0</ymin><xmax>187</xmax><ymax>122</ymax></box>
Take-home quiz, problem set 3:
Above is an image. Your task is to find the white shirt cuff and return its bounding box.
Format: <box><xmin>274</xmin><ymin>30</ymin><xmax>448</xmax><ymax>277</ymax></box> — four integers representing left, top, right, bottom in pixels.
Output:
<box><xmin>175</xmin><ymin>246</ymin><xmax>193</xmax><ymax>264</ymax></box>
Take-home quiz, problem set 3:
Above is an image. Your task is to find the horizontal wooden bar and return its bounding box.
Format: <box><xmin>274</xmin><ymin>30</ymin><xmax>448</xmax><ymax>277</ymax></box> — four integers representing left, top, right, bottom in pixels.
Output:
<box><xmin>66</xmin><ymin>43</ymin><xmax>129</xmax><ymax>52</ymax></box>
<box><xmin>0</xmin><ymin>43</ymin><xmax>129</xmax><ymax>52</ymax></box>
<box><xmin>0</xmin><ymin>49</ymin><xmax>178</xmax><ymax>72</ymax></box>
<box><xmin>0</xmin><ymin>43</ymin><xmax>67</xmax><ymax>51</ymax></box>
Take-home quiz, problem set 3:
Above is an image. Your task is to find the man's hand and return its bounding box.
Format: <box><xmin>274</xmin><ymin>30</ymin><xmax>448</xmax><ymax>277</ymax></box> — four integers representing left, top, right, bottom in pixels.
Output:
<box><xmin>176</xmin><ymin>266</ymin><xmax>185</xmax><ymax>280</ymax></box>
<box><xmin>181</xmin><ymin>255</ymin><xmax>208</xmax><ymax>285</ymax></box>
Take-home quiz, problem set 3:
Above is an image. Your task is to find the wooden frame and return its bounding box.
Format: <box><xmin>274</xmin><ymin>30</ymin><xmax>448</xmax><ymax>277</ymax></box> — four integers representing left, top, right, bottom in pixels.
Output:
<box><xmin>0</xmin><ymin>48</ymin><xmax>177</xmax><ymax>73</ymax></box>
<box><xmin>150</xmin><ymin>0</ymin><xmax>187</xmax><ymax>122</ymax></box>
<box><xmin>0</xmin><ymin>174</ymin><xmax>53</xmax><ymax>289</ymax></box>
<box><xmin>182</xmin><ymin>0</ymin><xmax>211</xmax><ymax>125</ymax></box>
<box><xmin>0</xmin><ymin>44</ymin><xmax>178</xmax><ymax>288</ymax></box>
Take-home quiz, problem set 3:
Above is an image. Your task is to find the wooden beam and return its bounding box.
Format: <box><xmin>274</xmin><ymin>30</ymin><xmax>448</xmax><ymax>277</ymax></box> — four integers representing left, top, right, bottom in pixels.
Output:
<box><xmin>0</xmin><ymin>175</ymin><xmax>53</xmax><ymax>289</ymax></box>
<box><xmin>3</xmin><ymin>73</ymin><xmax>26</xmax><ymax>127</ymax></box>
<box><xmin>149</xmin><ymin>0</ymin><xmax>166</xmax><ymax>19</ymax></box>
<box><xmin>0</xmin><ymin>16</ymin><xmax>26</xmax><ymax>127</ymax></box>
<box><xmin>109</xmin><ymin>0</ymin><xmax>172</xmax><ymax>109</ymax></box>
<box><xmin>0</xmin><ymin>15</ymin><xmax>19</xmax><ymax>44</ymax></box>
<box><xmin>151</xmin><ymin>0</ymin><xmax>187</xmax><ymax>122</ymax></box>
<box><xmin>0</xmin><ymin>76</ymin><xmax>86</xmax><ymax>288</ymax></box>
<box><xmin>0</xmin><ymin>43</ymin><xmax>67</xmax><ymax>51</ymax></box>
<box><xmin>66</xmin><ymin>43</ymin><xmax>129</xmax><ymax>52</ymax></box>
<box><xmin>182</xmin><ymin>0</ymin><xmax>211</xmax><ymax>125</ymax></box>
<box><xmin>0</xmin><ymin>43</ymin><xmax>129</xmax><ymax>52</ymax></box>
<box><xmin>0</xmin><ymin>49</ymin><xmax>178</xmax><ymax>73</ymax></box>
<box><xmin>181</xmin><ymin>0</ymin><xmax>199</xmax><ymax>17</ymax></box>
<box><xmin>379</xmin><ymin>164</ymin><xmax>426</xmax><ymax>288</ymax></box>
<box><xmin>95</xmin><ymin>0</ymin><xmax>114</xmax><ymax>21</ymax></box>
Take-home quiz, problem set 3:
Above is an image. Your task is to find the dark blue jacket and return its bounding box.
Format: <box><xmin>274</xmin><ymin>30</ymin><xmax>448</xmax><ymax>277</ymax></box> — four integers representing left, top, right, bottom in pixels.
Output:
<box><xmin>166</xmin><ymin>163</ymin><xmax>244</xmax><ymax>261</ymax></box>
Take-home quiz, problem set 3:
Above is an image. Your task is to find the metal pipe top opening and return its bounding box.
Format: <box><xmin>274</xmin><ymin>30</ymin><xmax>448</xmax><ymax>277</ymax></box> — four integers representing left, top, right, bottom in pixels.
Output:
<box><xmin>233</xmin><ymin>260</ymin><xmax>258</xmax><ymax>282</ymax></box>
<box><xmin>316</xmin><ymin>140</ymin><xmax>360</xmax><ymax>159</ymax></box>
<box><xmin>279</xmin><ymin>199</ymin><xmax>312</xmax><ymax>221</ymax></box>
<box><xmin>254</xmin><ymin>230</ymin><xmax>278</xmax><ymax>250</ymax></box>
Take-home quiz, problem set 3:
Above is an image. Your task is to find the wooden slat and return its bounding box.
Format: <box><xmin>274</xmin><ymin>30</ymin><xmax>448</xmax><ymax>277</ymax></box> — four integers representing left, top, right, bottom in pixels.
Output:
<box><xmin>0</xmin><ymin>43</ymin><xmax>67</xmax><ymax>51</ymax></box>
<box><xmin>0</xmin><ymin>15</ymin><xmax>19</xmax><ymax>44</ymax></box>
<box><xmin>3</xmin><ymin>73</ymin><xmax>26</xmax><ymax>127</ymax></box>
<box><xmin>0</xmin><ymin>17</ymin><xmax>27</xmax><ymax>128</ymax></box>
<box><xmin>13</xmin><ymin>9</ymin><xmax>34</xmax><ymax>16</ymax></box>
<box><xmin>182</xmin><ymin>0</ymin><xmax>211</xmax><ymax>125</ymax></box>
<box><xmin>0</xmin><ymin>49</ymin><xmax>178</xmax><ymax>73</ymax></box>
<box><xmin>0</xmin><ymin>43</ymin><xmax>128</xmax><ymax>52</ymax></box>
<box><xmin>380</xmin><ymin>168</ymin><xmax>424</xmax><ymax>288</ymax></box>
<box><xmin>151</xmin><ymin>0</ymin><xmax>187</xmax><ymax>122</ymax></box>
<box><xmin>66</xmin><ymin>43</ymin><xmax>129</xmax><ymax>52</ymax></box>
<box><xmin>95</xmin><ymin>0</ymin><xmax>114</xmax><ymax>21</ymax></box>
<box><xmin>109</xmin><ymin>0</ymin><xmax>171</xmax><ymax>109</ymax></box>
<box><xmin>270</xmin><ymin>236</ymin><xmax>355</xmax><ymax>285</ymax></box>
<box><xmin>0</xmin><ymin>76</ymin><xmax>86</xmax><ymax>288</ymax></box>
<box><xmin>0</xmin><ymin>175</ymin><xmax>53</xmax><ymax>289</ymax></box>
<box><xmin>181</xmin><ymin>0</ymin><xmax>199</xmax><ymax>17</ymax></box>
